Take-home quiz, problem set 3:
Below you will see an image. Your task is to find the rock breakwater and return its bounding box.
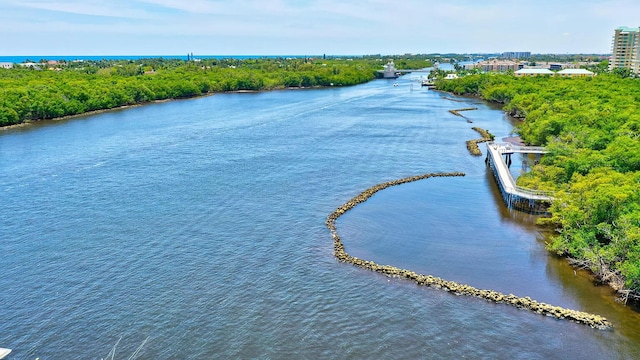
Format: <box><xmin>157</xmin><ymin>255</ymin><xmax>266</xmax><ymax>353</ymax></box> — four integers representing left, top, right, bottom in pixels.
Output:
<box><xmin>448</xmin><ymin>107</ymin><xmax>478</xmax><ymax>123</ymax></box>
<box><xmin>326</xmin><ymin>172</ymin><xmax>611</xmax><ymax>329</ymax></box>
<box><xmin>466</xmin><ymin>127</ymin><xmax>494</xmax><ymax>156</ymax></box>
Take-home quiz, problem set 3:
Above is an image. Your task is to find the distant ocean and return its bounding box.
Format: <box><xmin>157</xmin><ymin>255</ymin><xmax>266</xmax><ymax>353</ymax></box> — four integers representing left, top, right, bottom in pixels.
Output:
<box><xmin>0</xmin><ymin>55</ymin><xmax>327</xmax><ymax>63</ymax></box>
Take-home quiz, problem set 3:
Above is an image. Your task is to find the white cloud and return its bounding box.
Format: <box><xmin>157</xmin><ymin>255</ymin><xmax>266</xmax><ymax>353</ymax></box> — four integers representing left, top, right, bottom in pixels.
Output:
<box><xmin>16</xmin><ymin>1</ymin><xmax>152</xmax><ymax>19</ymax></box>
<box><xmin>135</xmin><ymin>0</ymin><xmax>224</xmax><ymax>14</ymax></box>
<box><xmin>0</xmin><ymin>0</ymin><xmax>634</xmax><ymax>55</ymax></box>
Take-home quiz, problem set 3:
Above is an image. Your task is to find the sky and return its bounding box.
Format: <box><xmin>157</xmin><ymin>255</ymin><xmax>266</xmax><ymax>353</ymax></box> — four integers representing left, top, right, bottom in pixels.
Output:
<box><xmin>0</xmin><ymin>0</ymin><xmax>638</xmax><ymax>56</ymax></box>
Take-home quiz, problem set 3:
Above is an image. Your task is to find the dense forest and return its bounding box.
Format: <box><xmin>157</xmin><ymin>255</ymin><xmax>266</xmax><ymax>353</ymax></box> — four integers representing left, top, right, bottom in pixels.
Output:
<box><xmin>437</xmin><ymin>73</ymin><xmax>640</xmax><ymax>300</ymax></box>
<box><xmin>0</xmin><ymin>56</ymin><xmax>432</xmax><ymax>127</ymax></box>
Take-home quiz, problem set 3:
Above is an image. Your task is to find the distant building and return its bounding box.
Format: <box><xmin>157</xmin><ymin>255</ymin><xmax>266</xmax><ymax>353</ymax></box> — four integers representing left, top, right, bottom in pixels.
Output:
<box><xmin>514</xmin><ymin>68</ymin><xmax>554</xmax><ymax>77</ymax></box>
<box><xmin>472</xmin><ymin>59</ymin><xmax>518</xmax><ymax>72</ymax></box>
<box><xmin>514</xmin><ymin>68</ymin><xmax>594</xmax><ymax>78</ymax></box>
<box><xmin>556</xmin><ymin>69</ymin><xmax>595</xmax><ymax>77</ymax></box>
<box><xmin>609</xmin><ymin>26</ymin><xmax>640</xmax><ymax>74</ymax></box>
<box><xmin>519</xmin><ymin>62</ymin><xmax>576</xmax><ymax>71</ymax></box>
<box><xmin>463</xmin><ymin>63</ymin><xmax>477</xmax><ymax>70</ymax></box>
<box><xmin>0</xmin><ymin>62</ymin><xmax>13</xmax><ymax>69</ymax></box>
<box><xmin>19</xmin><ymin>62</ymin><xmax>39</xmax><ymax>68</ymax></box>
<box><xmin>501</xmin><ymin>51</ymin><xmax>531</xmax><ymax>59</ymax></box>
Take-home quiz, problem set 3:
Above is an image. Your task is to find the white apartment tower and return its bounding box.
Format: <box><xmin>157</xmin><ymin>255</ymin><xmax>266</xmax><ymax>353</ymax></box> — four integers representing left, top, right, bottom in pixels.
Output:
<box><xmin>609</xmin><ymin>26</ymin><xmax>640</xmax><ymax>74</ymax></box>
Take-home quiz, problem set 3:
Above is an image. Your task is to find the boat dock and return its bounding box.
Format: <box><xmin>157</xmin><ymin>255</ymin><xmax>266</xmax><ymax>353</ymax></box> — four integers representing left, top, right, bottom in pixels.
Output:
<box><xmin>485</xmin><ymin>142</ymin><xmax>553</xmax><ymax>213</ymax></box>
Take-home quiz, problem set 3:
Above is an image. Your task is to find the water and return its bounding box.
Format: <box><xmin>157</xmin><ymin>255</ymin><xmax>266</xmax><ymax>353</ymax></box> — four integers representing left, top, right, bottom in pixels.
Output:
<box><xmin>1</xmin><ymin>75</ymin><xmax>639</xmax><ymax>359</ymax></box>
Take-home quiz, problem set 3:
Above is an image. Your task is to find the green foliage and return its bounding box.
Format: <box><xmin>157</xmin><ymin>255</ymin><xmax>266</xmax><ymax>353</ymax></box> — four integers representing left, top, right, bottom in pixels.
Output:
<box><xmin>438</xmin><ymin>73</ymin><xmax>640</xmax><ymax>293</ymax></box>
<box><xmin>612</xmin><ymin>67</ymin><xmax>634</xmax><ymax>78</ymax></box>
<box><xmin>544</xmin><ymin>170</ymin><xmax>640</xmax><ymax>288</ymax></box>
<box><xmin>0</xmin><ymin>57</ymin><xmax>382</xmax><ymax>126</ymax></box>
<box><xmin>0</xmin><ymin>106</ymin><xmax>19</xmax><ymax>126</ymax></box>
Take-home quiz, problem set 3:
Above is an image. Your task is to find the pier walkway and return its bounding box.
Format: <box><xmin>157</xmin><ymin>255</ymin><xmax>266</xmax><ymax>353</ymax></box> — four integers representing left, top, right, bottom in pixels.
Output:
<box><xmin>485</xmin><ymin>142</ymin><xmax>553</xmax><ymax>213</ymax></box>
<box><xmin>494</xmin><ymin>142</ymin><xmax>547</xmax><ymax>155</ymax></box>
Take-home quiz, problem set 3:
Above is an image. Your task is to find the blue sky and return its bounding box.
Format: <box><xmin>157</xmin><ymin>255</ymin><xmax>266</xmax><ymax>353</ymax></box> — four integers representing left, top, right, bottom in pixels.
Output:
<box><xmin>0</xmin><ymin>0</ymin><xmax>638</xmax><ymax>55</ymax></box>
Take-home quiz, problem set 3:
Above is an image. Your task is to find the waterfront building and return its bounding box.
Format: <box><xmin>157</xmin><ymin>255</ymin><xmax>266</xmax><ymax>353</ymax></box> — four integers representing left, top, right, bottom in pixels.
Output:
<box><xmin>0</xmin><ymin>62</ymin><xmax>13</xmax><ymax>69</ymax></box>
<box><xmin>609</xmin><ymin>26</ymin><xmax>640</xmax><ymax>74</ymax></box>
<box><xmin>469</xmin><ymin>59</ymin><xmax>518</xmax><ymax>72</ymax></box>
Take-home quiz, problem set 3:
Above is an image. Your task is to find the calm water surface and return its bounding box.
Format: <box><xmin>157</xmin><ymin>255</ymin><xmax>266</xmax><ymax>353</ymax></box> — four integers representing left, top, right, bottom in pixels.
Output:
<box><xmin>1</xmin><ymin>74</ymin><xmax>639</xmax><ymax>359</ymax></box>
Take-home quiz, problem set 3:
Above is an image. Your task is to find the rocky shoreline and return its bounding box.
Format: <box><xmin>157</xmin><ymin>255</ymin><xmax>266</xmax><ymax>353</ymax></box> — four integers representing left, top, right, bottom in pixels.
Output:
<box><xmin>466</xmin><ymin>127</ymin><xmax>494</xmax><ymax>156</ymax></box>
<box><xmin>448</xmin><ymin>107</ymin><xmax>478</xmax><ymax>123</ymax></box>
<box><xmin>326</xmin><ymin>172</ymin><xmax>612</xmax><ymax>329</ymax></box>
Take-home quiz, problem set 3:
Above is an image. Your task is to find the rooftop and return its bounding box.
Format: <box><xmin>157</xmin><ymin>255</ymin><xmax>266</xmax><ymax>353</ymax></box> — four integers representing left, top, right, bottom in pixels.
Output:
<box><xmin>616</xmin><ymin>26</ymin><xmax>640</xmax><ymax>32</ymax></box>
<box><xmin>514</xmin><ymin>68</ymin><xmax>554</xmax><ymax>74</ymax></box>
<box><xmin>557</xmin><ymin>69</ymin><xmax>594</xmax><ymax>75</ymax></box>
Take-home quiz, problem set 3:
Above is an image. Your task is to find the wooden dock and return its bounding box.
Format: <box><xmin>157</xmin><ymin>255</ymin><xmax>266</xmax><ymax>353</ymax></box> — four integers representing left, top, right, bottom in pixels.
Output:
<box><xmin>485</xmin><ymin>142</ymin><xmax>553</xmax><ymax>213</ymax></box>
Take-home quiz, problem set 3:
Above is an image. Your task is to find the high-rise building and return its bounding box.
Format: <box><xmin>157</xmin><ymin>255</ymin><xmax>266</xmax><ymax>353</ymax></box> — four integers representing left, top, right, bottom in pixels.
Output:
<box><xmin>501</xmin><ymin>52</ymin><xmax>531</xmax><ymax>59</ymax></box>
<box><xmin>609</xmin><ymin>26</ymin><xmax>640</xmax><ymax>74</ymax></box>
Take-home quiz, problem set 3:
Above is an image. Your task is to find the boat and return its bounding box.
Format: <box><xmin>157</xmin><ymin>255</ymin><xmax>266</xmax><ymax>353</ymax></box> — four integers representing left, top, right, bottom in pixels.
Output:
<box><xmin>393</xmin><ymin>83</ymin><xmax>399</xmax><ymax>87</ymax></box>
<box><xmin>421</xmin><ymin>79</ymin><xmax>435</xmax><ymax>87</ymax></box>
<box><xmin>382</xmin><ymin>60</ymin><xmax>399</xmax><ymax>79</ymax></box>
<box><xmin>0</xmin><ymin>348</ymin><xmax>11</xmax><ymax>359</ymax></box>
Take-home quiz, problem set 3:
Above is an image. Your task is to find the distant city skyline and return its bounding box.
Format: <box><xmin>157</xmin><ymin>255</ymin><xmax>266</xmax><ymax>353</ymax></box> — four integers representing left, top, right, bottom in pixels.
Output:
<box><xmin>0</xmin><ymin>0</ymin><xmax>638</xmax><ymax>56</ymax></box>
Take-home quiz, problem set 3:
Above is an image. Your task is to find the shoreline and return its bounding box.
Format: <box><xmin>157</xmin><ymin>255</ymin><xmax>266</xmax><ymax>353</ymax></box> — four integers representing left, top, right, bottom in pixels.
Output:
<box><xmin>0</xmin><ymin>99</ymin><xmax>175</xmax><ymax>132</ymax></box>
<box><xmin>0</xmin><ymin>84</ymin><xmax>340</xmax><ymax>132</ymax></box>
<box><xmin>436</xmin><ymin>85</ymin><xmax>640</xmax><ymax>303</ymax></box>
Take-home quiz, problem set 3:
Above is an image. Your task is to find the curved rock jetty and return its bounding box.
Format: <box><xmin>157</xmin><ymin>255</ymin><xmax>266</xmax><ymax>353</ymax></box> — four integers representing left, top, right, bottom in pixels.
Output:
<box><xmin>326</xmin><ymin>172</ymin><xmax>611</xmax><ymax>329</ymax></box>
<box><xmin>466</xmin><ymin>127</ymin><xmax>494</xmax><ymax>156</ymax></box>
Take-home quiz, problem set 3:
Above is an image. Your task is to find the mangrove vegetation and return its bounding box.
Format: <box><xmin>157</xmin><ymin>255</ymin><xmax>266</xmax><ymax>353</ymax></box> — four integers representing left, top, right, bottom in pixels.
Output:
<box><xmin>437</xmin><ymin>73</ymin><xmax>640</xmax><ymax>301</ymax></box>
<box><xmin>0</xmin><ymin>56</ymin><xmax>432</xmax><ymax>127</ymax></box>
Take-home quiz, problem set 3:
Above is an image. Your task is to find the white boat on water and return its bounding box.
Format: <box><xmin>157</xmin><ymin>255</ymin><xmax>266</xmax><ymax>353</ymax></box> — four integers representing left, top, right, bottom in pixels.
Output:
<box><xmin>421</xmin><ymin>79</ymin><xmax>435</xmax><ymax>87</ymax></box>
<box><xmin>0</xmin><ymin>348</ymin><xmax>11</xmax><ymax>359</ymax></box>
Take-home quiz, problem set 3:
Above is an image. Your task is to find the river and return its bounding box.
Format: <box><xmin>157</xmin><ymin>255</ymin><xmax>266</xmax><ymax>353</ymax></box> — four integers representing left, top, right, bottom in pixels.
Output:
<box><xmin>1</xmin><ymin>73</ymin><xmax>639</xmax><ymax>359</ymax></box>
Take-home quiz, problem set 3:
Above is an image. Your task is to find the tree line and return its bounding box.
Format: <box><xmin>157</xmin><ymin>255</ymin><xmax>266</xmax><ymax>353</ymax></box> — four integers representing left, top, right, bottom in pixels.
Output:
<box><xmin>437</xmin><ymin>73</ymin><xmax>640</xmax><ymax>298</ymax></box>
<box><xmin>1</xmin><ymin>56</ymin><xmax>421</xmax><ymax>127</ymax></box>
